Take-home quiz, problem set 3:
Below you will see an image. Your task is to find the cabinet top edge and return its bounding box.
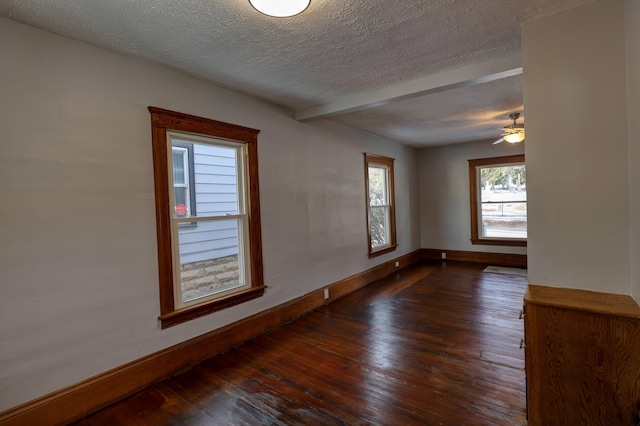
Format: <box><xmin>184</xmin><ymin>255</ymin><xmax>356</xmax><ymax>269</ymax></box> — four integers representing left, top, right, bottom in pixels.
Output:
<box><xmin>525</xmin><ymin>285</ymin><xmax>640</xmax><ymax>319</ymax></box>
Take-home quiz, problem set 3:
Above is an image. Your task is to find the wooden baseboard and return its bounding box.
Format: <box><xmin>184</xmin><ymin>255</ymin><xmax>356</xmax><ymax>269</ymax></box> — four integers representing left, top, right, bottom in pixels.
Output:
<box><xmin>0</xmin><ymin>250</ymin><xmax>424</xmax><ymax>426</ymax></box>
<box><xmin>421</xmin><ymin>248</ymin><xmax>527</xmax><ymax>268</ymax></box>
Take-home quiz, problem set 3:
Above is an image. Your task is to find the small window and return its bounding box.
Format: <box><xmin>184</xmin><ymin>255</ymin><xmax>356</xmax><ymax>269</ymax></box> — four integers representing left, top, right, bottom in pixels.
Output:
<box><xmin>171</xmin><ymin>142</ymin><xmax>197</xmax><ymax>224</ymax></box>
<box><xmin>365</xmin><ymin>153</ymin><xmax>397</xmax><ymax>257</ymax></box>
<box><xmin>149</xmin><ymin>107</ymin><xmax>265</xmax><ymax>328</ymax></box>
<box><xmin>468</xmin><ymin>155</ymin><xmax>527</xmax><ymax>246</ymax></box>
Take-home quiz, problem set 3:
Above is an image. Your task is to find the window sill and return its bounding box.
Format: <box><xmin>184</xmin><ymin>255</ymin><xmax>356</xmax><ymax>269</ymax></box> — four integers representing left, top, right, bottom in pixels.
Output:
<box><xmin>177</xmin><ymin>222</ymin><xmax>197</xmax><ymax>228</ymax></box>
<box><xmin>368</xmin><ymin>244</ymin><xmax>398</xmax><ymax>258</ymax></box>
<box><xmin>159</xmin><ymin>285</ymin><xmax>267</xmax><ymax>329</ymax></box>
<box><xmin>470</xmin><ymin>238</ymin><xmax>527</xmax><ymax>247</ymax></box>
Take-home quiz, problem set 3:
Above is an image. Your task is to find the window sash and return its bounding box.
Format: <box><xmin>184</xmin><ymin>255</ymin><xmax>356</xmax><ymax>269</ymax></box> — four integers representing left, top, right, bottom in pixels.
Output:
<box><xmin>167</xmin><ymin>132</ymin><xmax>251</xmax><ymax>309</ymax></box>
<box><xmin>172</xmin><ymin>216</ymin><xmax>250</xmax><ymax>307</ymax></box>
<box><xmin>369</xmin><ymin>205</ymin><xmax>391</xmax><ymax>248</ymax></box>
<box><xmin>368</xmin><ymin>164</ymin><xmax>389</xmax><ymax>206</ymax></box>
<box><xmin>168</xmin><ymin>132</ymin><xmax>243</xmax><ymax>219</ymax></box>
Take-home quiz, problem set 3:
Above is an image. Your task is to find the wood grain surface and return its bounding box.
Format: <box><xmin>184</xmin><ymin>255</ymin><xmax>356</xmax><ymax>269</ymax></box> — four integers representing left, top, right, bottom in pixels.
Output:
<box><xmin>73</xmin><ymin>261</ymin><xmax>528</xmax><ymax>425</ymax></box>
<box><xmin>525</xmin><ymin>286</ymin><xmax>640</xmax><ymax>425</ymax></box>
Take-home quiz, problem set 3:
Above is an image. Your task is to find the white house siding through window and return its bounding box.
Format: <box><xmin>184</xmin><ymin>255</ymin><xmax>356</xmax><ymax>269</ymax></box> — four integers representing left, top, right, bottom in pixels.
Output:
<box><xmin>171</xmin><ymin>138</ymin><xmax>242</xmax><ymax>303</ymax></box>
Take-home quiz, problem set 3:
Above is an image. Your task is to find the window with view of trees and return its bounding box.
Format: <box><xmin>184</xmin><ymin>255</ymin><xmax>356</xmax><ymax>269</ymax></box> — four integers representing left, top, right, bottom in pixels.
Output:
<box><xmin>468</xmin><ymin>155</ymin><xmax>526</xmax><ymax>246</ymax></box>
<box><xmin>365</xmin><ymin>153</ymin><xmax>397</xmax><ymax>257</ymax></box>
<box><xmin>149</xmin><ymin>107</ymin><xmax>265</xmax><ymax>328</ymax></box>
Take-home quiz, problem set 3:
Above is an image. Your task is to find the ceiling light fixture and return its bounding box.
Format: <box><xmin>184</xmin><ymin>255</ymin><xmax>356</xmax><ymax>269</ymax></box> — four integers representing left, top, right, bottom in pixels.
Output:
<box><xmin>493</xmin><ymin>112</ymin><xmax>525</xmax><ymax>145</ymax></box>
<box><xmin>504</xmin><ymin>132</ymin><xmax>525</xmax><ymax>143</ymax></box>
<box><xmin>249</xmin><ymin>0</ymin><xmax>310</xmax><ymax>17</ymax></box>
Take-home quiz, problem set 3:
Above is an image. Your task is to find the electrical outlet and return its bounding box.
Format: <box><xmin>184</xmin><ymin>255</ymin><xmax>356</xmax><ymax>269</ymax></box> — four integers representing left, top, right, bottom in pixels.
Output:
<box><xmin>441</xmin><ymin>252</ymin><xmax>447</xmax><ymax>260</ymax></box>
<box><xmin>395</xmin><ymin>261</ymin><xmax>400</xmax><ymax>268</ymax></box>
<box><xmin>324</xmin><ymin>288</ymin><xmax>329</xmax><ymax>299</ymax></box>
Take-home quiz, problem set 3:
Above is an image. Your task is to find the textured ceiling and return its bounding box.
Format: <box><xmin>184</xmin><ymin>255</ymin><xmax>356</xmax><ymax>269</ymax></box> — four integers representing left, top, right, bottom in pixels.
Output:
<box><xmin>0</xmin><ymin>0</ymin><xmax>597</xmax><ymax>147</ymax></box>
<box><xmin>330</xmin><ymin>75</ymin><xmax>525</xmax><ymax>147</ymax></box>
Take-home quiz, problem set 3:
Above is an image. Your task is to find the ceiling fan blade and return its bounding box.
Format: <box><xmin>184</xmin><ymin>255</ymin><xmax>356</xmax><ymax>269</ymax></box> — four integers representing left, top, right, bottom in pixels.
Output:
<box><xmin>492</xmin><ymin>137</ymin><xmax>504</xmax><ymax>145</ymax></box>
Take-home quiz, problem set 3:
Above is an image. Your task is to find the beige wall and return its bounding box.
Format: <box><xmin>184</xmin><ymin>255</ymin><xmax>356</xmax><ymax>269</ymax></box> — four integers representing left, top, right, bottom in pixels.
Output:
<box><xmin>0</xmin><ymin>18</ymin><xmax>420</xmax><ymax>410</ymax></box>
<box><xmin>626</xmin><ymin>0</ymin><xmax>640</xmax><ymax>303</ymax></box>
<box><xmin>418</xmin><ymin>139</ymin><xmax>527</xmax><ymax>255</ymax></box>
<box><xmin>522</xmin><ymin>0</ymin><xmax>631</xmax><ymax>294</ymax></box>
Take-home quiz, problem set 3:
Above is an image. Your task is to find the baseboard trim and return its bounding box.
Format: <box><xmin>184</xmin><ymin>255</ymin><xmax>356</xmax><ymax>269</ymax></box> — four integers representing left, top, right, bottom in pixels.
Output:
<box><xmin>421</xmin><ymin>248</ymin><xmax>527</xmax><ymax>268</ymax></box>
<box><xmin>0</xmin><ymin>250</ymin><xmax>425</xmax><ymax>426</ymax></box>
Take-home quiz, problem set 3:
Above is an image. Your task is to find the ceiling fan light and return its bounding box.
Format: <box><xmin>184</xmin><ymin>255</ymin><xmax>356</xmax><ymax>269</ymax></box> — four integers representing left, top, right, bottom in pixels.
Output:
<box><xmin>249</xmin><ymin>0</ymin><xmax>310</xmax><ymax>17</ymax></box>
<box><xmin>504</xmin><ymin>132</ymin><xmax>525</xmax><ymax>143</ymax></box>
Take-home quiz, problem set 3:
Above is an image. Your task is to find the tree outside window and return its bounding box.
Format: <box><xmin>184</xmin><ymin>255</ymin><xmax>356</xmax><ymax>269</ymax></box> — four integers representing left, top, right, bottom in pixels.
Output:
<box><xmin>469</xmin><ymin>155</ymin><xmax>527</xmax><ymax>246</ymax></box>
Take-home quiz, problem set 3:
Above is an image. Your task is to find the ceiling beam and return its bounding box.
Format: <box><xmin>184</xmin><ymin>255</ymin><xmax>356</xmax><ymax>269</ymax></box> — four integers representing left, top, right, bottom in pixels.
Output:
<box><xmin>295</xmin><ymin>54</ymin><xmax>522</xmax><ymax>121</ymax></box>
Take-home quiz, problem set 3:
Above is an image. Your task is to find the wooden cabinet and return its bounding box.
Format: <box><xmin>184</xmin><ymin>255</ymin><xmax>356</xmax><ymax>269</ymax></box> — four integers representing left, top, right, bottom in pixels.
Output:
<box><xmin>524</xmin><ymin>285</ymin><xmax>640</xmax><ymax>425</ymax></box>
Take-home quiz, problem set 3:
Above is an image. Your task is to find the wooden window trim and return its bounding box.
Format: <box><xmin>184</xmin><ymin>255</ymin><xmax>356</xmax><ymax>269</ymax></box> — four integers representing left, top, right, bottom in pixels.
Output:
<box><xmin>365</xmin><ymin>153</ymin><xmax>397</xmax><ymax>258</ymax></box>
<box><xmin>149</xmin><ymin>107</ymin><xmax>265</xmax><ymax>328</ymax></box>
<box><xmin>468</xmin><ymin>154</ymin><xmax>526</xmax><ymax>247</ymax></box>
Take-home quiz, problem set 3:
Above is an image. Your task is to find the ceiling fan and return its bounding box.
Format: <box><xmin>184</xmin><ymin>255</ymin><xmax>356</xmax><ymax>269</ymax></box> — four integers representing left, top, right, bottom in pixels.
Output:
<box><xmin>493</xmin><ymin>112</ymin><xmax>525</xmax><ymax>145</ymax></box>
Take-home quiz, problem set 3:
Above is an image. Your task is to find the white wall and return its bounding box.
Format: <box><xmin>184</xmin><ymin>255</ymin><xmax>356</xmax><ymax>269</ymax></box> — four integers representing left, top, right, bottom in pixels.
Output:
<box><xmin>0</xmin><ymin>18</ymin><xmax>420</xmax><ymax>410</ymax></box>
<box><xmin>522</xmin><ymin>0</ymin><xmax>631</xmax><ymax>294</ymax></box>
<box><xmin>627</xmin><ymin>0</ymin><xmax>640</xmax><ymax>303</ymax></box>
<box><xmin>418</xmin><ymin>139</ymin><xmax>526</xmax><ymax>255</ymax></box>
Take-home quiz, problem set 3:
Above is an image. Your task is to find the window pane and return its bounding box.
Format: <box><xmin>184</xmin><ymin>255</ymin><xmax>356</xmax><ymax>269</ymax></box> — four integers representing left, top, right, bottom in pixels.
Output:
<box><xmin>481</xmin><ymin>202</ymin><xmax>527</xmax><ymax>239</ymax></box>
<box><xmin>174</xmin><ymin>187</ymin><xmax>189</xmax><ymax>217</ymax></box>
<box><xmin>189</xmin><ymin>141</ymin><xmax>240</xmax><ymax>217</ymax></box>
<box><xmin>479</xmin><ymin>165</ymin><xmax>526</xmax><ymax>202</ymax></box>
<box><xmin>172</xmin><ymin>151</ymin><xmax>186</xmax><ymax>185</ymax></box>
<box><xmin>177</xmin><ymin>218</ymin><xmax>243</xmax><ymax>303</ymax></box>
<box><xmin>370</xmin><ymin>206</ymin><xmax>390</xmax><ymax>248</ymax></box>
<box><xmin>478</xmin><ymin>163</ymin><xmax>527</xmax><ymax>240</ymax></box>
<box><xmin>368</xmin><ymin>165</ymin><xmax>388</xmax><ymax>206</ymax></box>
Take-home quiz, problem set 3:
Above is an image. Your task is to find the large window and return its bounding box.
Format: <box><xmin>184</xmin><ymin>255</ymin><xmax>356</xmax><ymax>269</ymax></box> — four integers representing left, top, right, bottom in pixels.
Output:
<box><xmin>149</xmin><ymin>107</ymin><xmax>265</xmax><ymax>328</ymax></box>
<box><xmin>468</xmin><ymin>155</ymin><xmax>526</xmax><ymax>246</ymax></box>
<box><xmin>365</xmin><ymin>153</ymin><xmax>397</xmax><ymax>257</ymax></box>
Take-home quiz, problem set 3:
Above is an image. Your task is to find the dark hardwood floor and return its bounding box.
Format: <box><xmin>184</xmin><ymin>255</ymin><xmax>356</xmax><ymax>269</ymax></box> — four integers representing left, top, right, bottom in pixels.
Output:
<box><xmin>74</xmin><ymin>261</ymin><xmax>528</xmax><ymax>425</ymax></box>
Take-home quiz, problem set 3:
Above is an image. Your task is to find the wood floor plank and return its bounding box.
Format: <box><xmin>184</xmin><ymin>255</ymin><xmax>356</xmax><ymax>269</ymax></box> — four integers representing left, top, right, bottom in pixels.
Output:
<box><xmin>73</xmin><ymin>260</ymin><xmax>528</xmax><ymax>425</ymax></box>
